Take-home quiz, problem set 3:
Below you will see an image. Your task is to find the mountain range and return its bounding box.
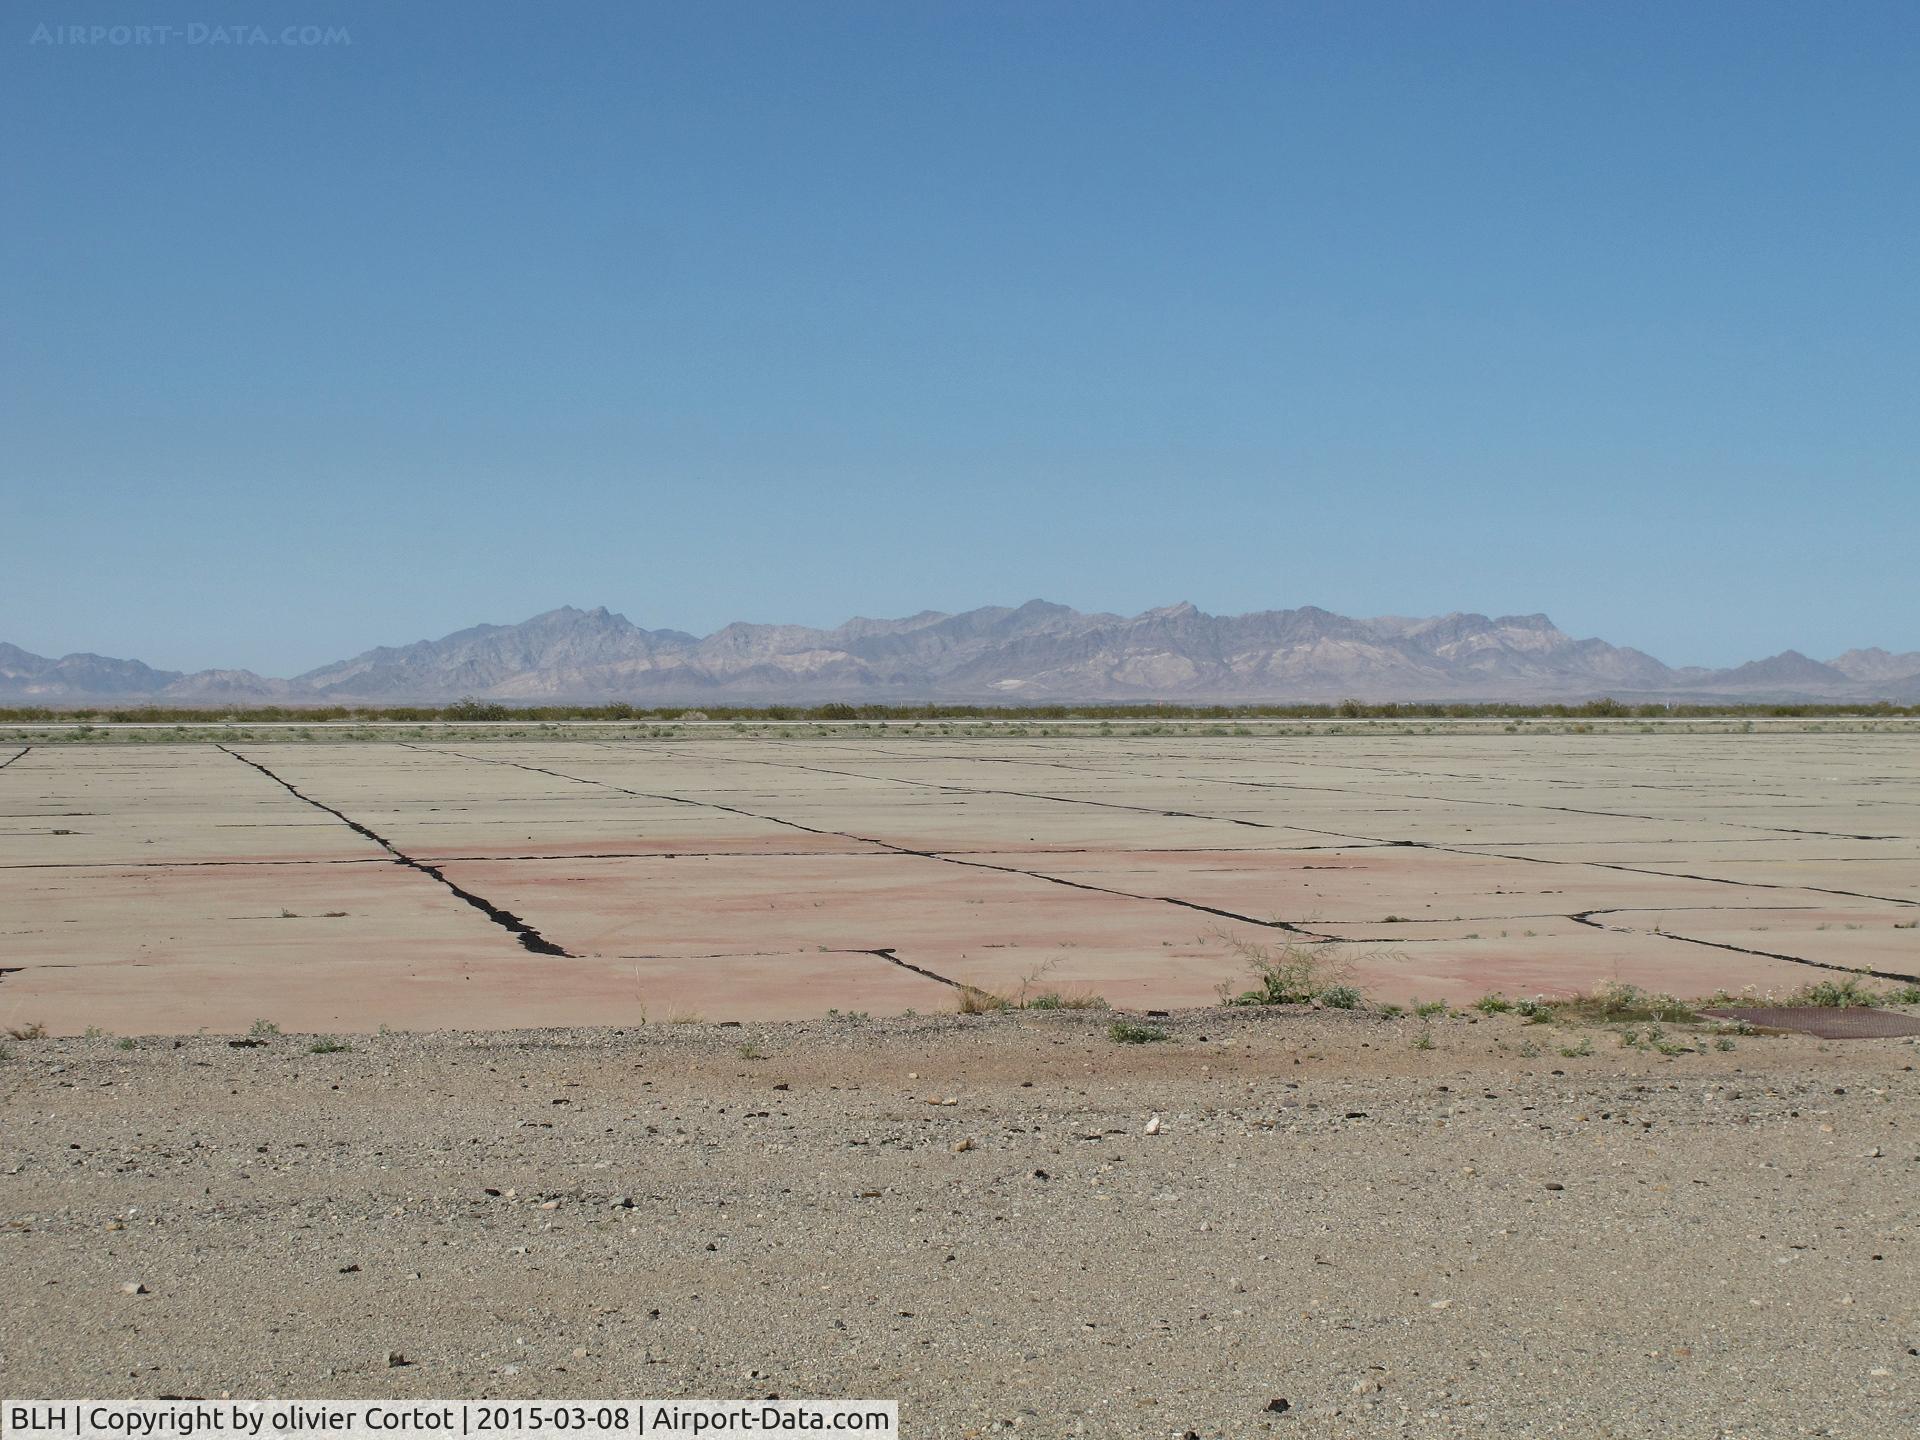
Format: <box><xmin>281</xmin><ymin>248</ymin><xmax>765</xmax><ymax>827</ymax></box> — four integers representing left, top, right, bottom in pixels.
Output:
<box><xmin>5</xmin><ymin>603</ymin><xmax>1919</xmax><ymax>705</ymax></box>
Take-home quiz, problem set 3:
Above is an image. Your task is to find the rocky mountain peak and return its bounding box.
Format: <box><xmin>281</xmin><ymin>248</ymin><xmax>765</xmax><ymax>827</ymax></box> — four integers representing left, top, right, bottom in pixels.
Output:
<box><xmin>4</xmin><ymin>604</ymin><xmax>1914</xmax><ymax>703</ymax></box>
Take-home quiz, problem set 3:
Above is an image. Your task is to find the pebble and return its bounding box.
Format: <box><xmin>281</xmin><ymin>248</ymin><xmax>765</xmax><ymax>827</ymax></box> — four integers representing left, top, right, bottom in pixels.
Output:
<box><xmin>1145</xmin><ymin>1115</ymin><xmax>1163</xmax><ymax>1135</ymax></box>
<box><xmin>119</xmin><ymin>1281</ymin><xmax>148</xmax><ymax>1296</ymax></box>
<box><xmin>951</xmin><ymin>1137</ymin><xmax>975</xmax><ymax>1153</ymax></box>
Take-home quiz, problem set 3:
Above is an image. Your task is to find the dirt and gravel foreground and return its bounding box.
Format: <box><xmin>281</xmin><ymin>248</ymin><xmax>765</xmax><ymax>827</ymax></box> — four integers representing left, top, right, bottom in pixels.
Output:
<box><xmin>2</xmin><ymin>1009</ymin><xmax>1916</xmax><ymax>1439</ymax></box>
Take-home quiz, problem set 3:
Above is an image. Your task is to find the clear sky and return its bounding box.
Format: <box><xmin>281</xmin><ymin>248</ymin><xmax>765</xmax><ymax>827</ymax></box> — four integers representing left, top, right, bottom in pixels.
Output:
<box><xmin>4</xmin><ymin>1</ymin><xmax>1915</xmax><ymax>675</ymax></box>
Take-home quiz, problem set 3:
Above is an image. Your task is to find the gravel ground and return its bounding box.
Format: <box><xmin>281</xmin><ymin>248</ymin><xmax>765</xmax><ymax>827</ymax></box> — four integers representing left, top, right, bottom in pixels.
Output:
<box><xmin>2</xmin><ymin>1008</ymin><xmax>1916</xmax><ymax>1438</ymax></box>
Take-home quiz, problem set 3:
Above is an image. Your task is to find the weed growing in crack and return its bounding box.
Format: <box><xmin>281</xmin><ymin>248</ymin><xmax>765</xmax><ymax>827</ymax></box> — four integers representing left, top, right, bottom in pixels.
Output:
<box><xmin>1214</xmin><ymin>934</ymin><xmax>1364</xmax><ymax>1008</ymax></box>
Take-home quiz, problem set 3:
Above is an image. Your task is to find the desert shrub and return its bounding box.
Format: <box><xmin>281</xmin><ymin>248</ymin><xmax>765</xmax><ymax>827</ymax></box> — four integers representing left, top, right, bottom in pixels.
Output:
<box><xmin>443</xmin><ymin>696</ymin><xmax>509</xmax><ymax>721</ymax></box>
<box><xmin>1793</xmin><ymin>975</ymin><xmax>1880</xmax><ymax>1008</ymax></box>
<box><xmin>1549</xmin><ymin>982</ymin><xmax>1695</xmax><ymax>1025</ymax></box>
<box><xmin>1023</xmin><ymin>991</ymin><xmax>1110</xmax><ymax>1011</ymax></box>
<box><xmin>955</xmin><ymin>987</ymin><xmax>1010</xmax><ymax>1015</ymax></box>
<box><xmin>1219</xmin><ymin>937</ymin><xmax>1359</xmax><ymax>1007</ymax></box>
<box><xmin>1108</xmin><ymin>1020</ymin><xmax>1168</xmax><ymax>1044</ymax></box>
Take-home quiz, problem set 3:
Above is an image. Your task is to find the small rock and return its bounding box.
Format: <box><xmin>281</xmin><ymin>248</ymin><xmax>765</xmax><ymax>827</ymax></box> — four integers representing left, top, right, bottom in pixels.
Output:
<box><xmin>611</xmin><ymin>1195</ymin><xmax>635</xmax><ymax>1210</ymax></box>
<box><xmin>384</xmin><ymin>1351</ymin><xmax>409</xmax><ymax>1369</ymax></box>
<box><xmin>1264</xmin><ymin>1398</ymin><xmax>1290</xmax><ymax>1415</ymax></box>
<box><xmin>120</xmin><ymin>1281</ymin><xmax>148</xmax><ymax>1296</ymax></box>
<box><xmin>1544</xmin><ymin>1182</ymin><xmax>1565</xmax><ymax>1191</ymax></box>
<box><xmin>1145</xmin><ymin>1115</ymin><xmax>1163</xmax><ymax>1135</ymax></box>
<box><xmin>951</xmin><ymin>1137</ymin><xmax>975</xmax><ymax>1153</ymax></box>
<box><xmin>339</xmin><ymin>1263</ymin><xmax>360</xmax><ymax>1274</ymax></box>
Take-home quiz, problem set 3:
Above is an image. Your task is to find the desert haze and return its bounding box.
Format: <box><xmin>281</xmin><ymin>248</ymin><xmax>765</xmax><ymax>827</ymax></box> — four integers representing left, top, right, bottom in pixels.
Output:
<box><xmin>5</xmin><ymin>600</ymin><xmax>1918</xmax><ymax>704</ymax></box>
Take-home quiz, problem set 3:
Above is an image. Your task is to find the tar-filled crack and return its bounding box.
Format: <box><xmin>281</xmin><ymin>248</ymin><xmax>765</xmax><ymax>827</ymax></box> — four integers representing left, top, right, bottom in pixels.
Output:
<box><xmin>0</xmin><ymin>747</ymin><xmax>30</xmax><ymax>770</ymax></box>
<box><xmin>407</xmin><ymin>742</ymin><xmax>1920</xmax><ymax>968</ymax></box>
<box><xmin>407</xmin><ymin>744</ymin><xmax>1340</xmax><ymax>941</ymax></box>
<box><xmin>0</xmin><ymin>856</ymin><xmax>394</xmax><ymax>872</ymax></box>
<box><xmin>611</xmin><ymin>742</ymin><xmax>1920</xmax><ymax>935</ymax></box>
<box><xmin>839</xmin><ymin>947</ymin><xmax>966</xmax><ymax>989</ymax></box>
<box><xmin>1568</xmin><ymin>910</ymin><xmax>1920</xmax><ymax>984</ymax></box>
<box><xmin>217</xmin><ymin>745</ymin><xmax>571</xmax><ymax>957</ymax></box>
<box><xmin>1019</xmin><ymin>751</ymin><xmax>1898</xmax><ymax>843</ymax></box>
<box><xmin>788</xmin><ymin>743</ymin><xmax>1920</xmax><ymax>910</ymax></box>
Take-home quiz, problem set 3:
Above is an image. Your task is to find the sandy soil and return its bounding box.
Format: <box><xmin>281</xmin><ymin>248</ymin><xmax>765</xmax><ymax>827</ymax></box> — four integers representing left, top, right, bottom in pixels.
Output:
<box><xmin>1</xmin><ymin>1008</ymin><xmax>1915</xmax><ymax>1436</ymax></box>
<box><xmin>2</xmin><ymin>732</ymin><xmax>1917</xmax><ymax>1034</ymax></box>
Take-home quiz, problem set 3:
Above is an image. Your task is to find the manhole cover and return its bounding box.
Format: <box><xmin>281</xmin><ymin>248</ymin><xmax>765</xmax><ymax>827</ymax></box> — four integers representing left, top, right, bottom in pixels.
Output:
<box><xmin>1703</xmin><ymin>1006</ymin><xmax>1920</xmax><ymax>1040</ymax></box>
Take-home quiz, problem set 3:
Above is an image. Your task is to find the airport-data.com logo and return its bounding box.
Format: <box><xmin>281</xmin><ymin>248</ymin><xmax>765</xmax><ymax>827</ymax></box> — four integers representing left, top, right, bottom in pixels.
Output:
<box><xmin>29</xmin><ymin>21</ymin><xmax>352</xmax><ymax>47</ymax></box>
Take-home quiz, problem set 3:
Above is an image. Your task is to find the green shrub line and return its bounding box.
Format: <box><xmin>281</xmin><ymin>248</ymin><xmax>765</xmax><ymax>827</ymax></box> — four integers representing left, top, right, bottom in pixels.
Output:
<box><xmin>6</xmin><ymin>698</ymin><xmax>1918</xmax><ymax>726</ymax></box>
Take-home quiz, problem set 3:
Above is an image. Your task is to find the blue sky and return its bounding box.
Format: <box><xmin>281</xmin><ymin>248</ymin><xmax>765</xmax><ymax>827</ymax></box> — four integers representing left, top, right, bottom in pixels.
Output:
<box><xmin>4</xmin><ymin>1</ymin><xmax>1915</xmax><ymax>674</ymax></box>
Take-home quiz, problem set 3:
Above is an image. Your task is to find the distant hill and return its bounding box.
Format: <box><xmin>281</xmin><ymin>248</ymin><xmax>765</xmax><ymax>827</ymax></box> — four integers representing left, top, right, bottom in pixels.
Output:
<box><xmin>6</xmin><ymin>603</ymin><xmax>1919</xmax><ymax>704</ymax></box>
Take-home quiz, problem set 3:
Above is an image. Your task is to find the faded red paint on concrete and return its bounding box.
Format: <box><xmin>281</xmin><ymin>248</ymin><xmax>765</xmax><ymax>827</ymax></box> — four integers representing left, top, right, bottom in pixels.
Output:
<box><xmin>1</xmin><ymin>733</ymin><xmax>1914</xmax><ymax>1033</ymax></box>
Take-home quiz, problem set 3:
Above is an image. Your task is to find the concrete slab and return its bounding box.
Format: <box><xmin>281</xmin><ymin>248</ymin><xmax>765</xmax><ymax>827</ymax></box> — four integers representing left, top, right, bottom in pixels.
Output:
<box><xmin>1</xmin><ymin>731</ymin><xmax>1915</xmax><ymax>1033</ymax></box>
